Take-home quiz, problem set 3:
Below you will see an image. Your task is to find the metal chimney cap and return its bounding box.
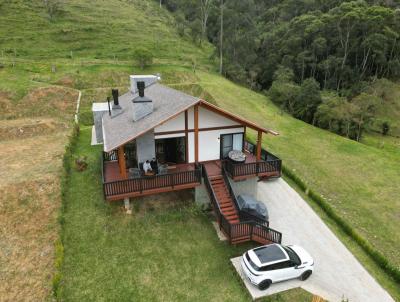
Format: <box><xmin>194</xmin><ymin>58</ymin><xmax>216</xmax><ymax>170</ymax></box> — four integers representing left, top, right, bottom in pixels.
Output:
<box><xmin>137</xmin><ymin>81</ymin><xmax>145</xmax><ymax>97</ymax></box>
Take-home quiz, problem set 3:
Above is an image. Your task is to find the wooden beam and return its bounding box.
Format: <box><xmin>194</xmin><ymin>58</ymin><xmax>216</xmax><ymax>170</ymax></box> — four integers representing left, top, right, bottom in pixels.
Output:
<box><xmin>194</xmin><ymin>104</ymin><xmax>199</xmax><ymax>163</ymax></box>
<box><xmin>256</xmin><ymin>131</ymin><xmax>262</xmax><ymax>161</ymax></box>
<box><xmin>184</xmin><ymin>110</ymin><xmax>189</xmax><ymax>163</ymax></box>
<box><xmin>154</xmin><ymin>125</ymin><xmax>243</xmax><ymax>136</ymax></box>
<box><xmin>118</xmin><ymin>146</ymin><xmax>127</xmax><ymax>179</ymax></box>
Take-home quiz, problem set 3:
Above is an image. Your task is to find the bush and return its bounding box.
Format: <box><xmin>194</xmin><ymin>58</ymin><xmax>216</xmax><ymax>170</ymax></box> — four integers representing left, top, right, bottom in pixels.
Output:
<box><xmin>53</xmin><ymin>124</ymin><xmax>80</xmax><ymax>300</ymax></box>
<box><xmin>75</xmin><ymin>155</ymin><xmax>88</xmax><ymax>171</ymax></box>
<box><xmin>382</xmin><ymin>121</ymin><xmax>390</xmax><ymax>136</ymax></box>
<box><xmin>133</xmin><ymin>48</ymin><xmax>153</xmax><ymax>69</ymax></box>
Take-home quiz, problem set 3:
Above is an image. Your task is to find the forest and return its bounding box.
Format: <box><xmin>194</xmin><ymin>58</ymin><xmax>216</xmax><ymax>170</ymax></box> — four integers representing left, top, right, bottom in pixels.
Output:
<box><xmin>160</xmin><ymin>0</ymin><xmax>400</xmax><ymax>141</ymax></box>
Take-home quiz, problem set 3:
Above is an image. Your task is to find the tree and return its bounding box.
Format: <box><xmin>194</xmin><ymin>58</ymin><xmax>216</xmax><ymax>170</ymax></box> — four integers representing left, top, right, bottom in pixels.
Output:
<box><xmin>133</xmin><ymin>48</ymin><xmax>153</xmax><ymax>69</ymax></box>
<box><xmin>351</xmin><ymin>93</ymin><xmax>378</xmax><ymax>141</ymax></box>
<box><xmin>200</xmin><ymin>0</ymin><xmax>214</xmax><ymax>40</ymax></box>
<box><xmin>315</xmin><ymin>93</ymin><xmax>347</xmax><ymax>131</ymax></box>
<box><xmin>219</xmin><ymin>0</ymin><xmax>224</xmax><ymax>74</ymax></box>
<box><xmin>43</xmin><ymin>0</ymin><xmax>64</xmax><ymax>20</ymax></box>
<box><xmin>294</xmin><ymin>78</ymin><xmax>322</xmax><ymax>124</ymax></box>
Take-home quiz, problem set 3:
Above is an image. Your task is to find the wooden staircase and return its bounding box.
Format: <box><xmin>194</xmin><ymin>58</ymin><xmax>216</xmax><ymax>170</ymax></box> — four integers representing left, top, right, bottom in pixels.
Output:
<box><xmin>203</xmin><ymin>161</ymin><xmax>282</xmax><ymax>245</ymax></box>
<box><xmin>210</xmin><ymin>176</ymin><xmax>240</xmax><ymax>225</ymax></box>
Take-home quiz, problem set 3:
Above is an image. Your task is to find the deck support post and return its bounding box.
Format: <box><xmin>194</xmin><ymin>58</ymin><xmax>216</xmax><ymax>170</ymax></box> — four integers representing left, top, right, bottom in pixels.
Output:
<box><xmin>256</xmin><ymin>131</ymin><xmax>262</xmax><ymax>161</ymax></box>
<box><xmin>124</xmin><ymin>197</ymin><xmax>132</xmax><ymax>214</ymax></box>
<box><xmin>194</xmin><ymin>104</ymin><xmax>199</xmax><ymax>163</ymax></box>
<box><xmin>118</xmin><ymin>146</ymin><xmax>127</xmax><ymax>179</ymax></box>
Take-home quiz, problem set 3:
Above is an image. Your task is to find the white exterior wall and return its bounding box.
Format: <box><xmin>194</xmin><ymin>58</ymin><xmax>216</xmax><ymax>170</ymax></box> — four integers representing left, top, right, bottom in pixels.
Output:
<box><xmin>154</xmin><ymin>112</ymin><xmax>185</xmax><ymax>133</ymax></box>
<box><xmin>187</xmin><ymin>106</ymin><xmax>240</xmax><ymax>128</ymax></box>
<box><xmin>188</xmin><ymin>127</ymin><xmax>244</xmax><ymax>163</ymax></box>
<box><xmin>153</xmin><ymin>106</ymin><xmax>244</xmax><ymax>163</ymax></box>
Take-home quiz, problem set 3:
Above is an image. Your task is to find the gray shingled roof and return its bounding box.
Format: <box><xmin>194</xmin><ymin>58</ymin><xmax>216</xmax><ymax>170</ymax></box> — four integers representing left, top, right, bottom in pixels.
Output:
<box><xmin>102</xmin><ymin>83</ymin><xmax>200</xmax><ymax>152</ymax></box>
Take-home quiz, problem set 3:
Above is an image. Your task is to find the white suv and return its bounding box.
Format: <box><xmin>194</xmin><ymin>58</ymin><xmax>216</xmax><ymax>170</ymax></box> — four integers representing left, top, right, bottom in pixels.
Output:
<box><xmin>241</xmin><ymin>243</ymin><xmax>314</xmax><ymax>290</ymax></box>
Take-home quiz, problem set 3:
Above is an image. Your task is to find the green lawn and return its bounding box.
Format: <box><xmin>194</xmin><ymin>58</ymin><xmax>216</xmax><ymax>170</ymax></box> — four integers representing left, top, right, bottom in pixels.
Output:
<box><xmin>194</xmin><ymin>71</ymin><xmax>400</xmax><ymax>298</ymax></box>
<box><xmin>0</xmin><ymin>0</ymin><xmax>213</xmax><ymax>64</ymax></box>
<box><xmin>1</xmin><ymin>0</ymin><xmax>399</xmax><ymax>300</ymax></box>
<box><xmin>61</xmin><ymin>127</ymin><xmax>313</xmax><ymax>301</ymax></box>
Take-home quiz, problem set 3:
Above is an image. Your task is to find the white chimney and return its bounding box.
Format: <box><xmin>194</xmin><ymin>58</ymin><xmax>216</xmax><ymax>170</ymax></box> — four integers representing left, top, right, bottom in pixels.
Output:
<box><xmin>130</xmin><ymin>75</ymin><xmax>160</xmax><ymax>94</ymax></box>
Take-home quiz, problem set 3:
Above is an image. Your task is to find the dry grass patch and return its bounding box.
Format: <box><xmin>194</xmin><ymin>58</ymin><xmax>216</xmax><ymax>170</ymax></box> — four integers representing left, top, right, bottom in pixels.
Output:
<box><xmin>0</xmin><ymin>177</ymin><xmax>60</xmax><ymax>302</ymax></box>
<box><xmin>3</xmin><ymin>86</ymin><xmax>77</xmax><ymax>120</ymax></box>
<box><xmin>0</xmin><ymin>85</ymin><xmax>76</xmax><ymax>301</ymax></box>
<box><xmin>0</xmin><ymin>118</ymin><xmax>69</xmax><ymax>141</ymax></box>
<box><xmin>0</xmin><ymin>132</ymin><xmax>68</xmax><ymax>186</ymax></box>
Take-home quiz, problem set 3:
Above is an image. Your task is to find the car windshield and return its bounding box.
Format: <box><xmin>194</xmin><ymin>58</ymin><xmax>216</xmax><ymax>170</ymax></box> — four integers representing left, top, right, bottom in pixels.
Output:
<box><xmin>245</xmin><ymin>252</ymin><xmax>260</xmax><ymax>271</ymax></box>
<box><xmin>283</xmin><ymin>246</ymin><xmax>301</xmax><ymax>265</ymax></box>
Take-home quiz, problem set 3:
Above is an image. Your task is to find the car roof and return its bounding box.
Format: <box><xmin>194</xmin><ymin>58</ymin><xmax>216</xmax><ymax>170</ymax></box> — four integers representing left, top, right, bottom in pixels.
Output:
<box><xmin>250</xmin><ymin>244</ymin><xmax>289</xmax><ymax>266</ymax></box>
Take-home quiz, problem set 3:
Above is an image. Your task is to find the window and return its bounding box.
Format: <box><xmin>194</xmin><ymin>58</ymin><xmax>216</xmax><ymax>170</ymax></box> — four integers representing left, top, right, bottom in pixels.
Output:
<box><xmin>246</xmin><ymin>252</ymin><xmax>261</xmax><ymax>271</ymax></box>
<box><xmin>283</xmin><ymin>246</ymin><xmax>301</xmax><ymax>266</ymax></box>
<box><xmin>260</xmin><ymin>261</ymin><xmax>291</xmax><ymax>271</ymax></box>
<box><xmin>220</xmin><ymin>133</ymin><xmax>244</xmax><ymax>159</ymax></box>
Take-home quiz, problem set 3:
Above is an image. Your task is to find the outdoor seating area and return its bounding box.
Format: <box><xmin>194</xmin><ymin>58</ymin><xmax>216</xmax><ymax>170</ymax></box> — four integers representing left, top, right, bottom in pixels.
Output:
<box><xmin>101</xmin><ymin>152</ymin><xmax>202</xmax><ymax>201</ymax></box>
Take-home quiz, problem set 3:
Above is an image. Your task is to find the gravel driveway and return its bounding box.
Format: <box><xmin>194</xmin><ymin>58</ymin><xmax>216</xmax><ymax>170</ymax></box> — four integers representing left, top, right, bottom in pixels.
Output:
<box><xmin>252</xmin><ymin>178</ymin><xmax>394</xmax><ymax>302</ymax></box>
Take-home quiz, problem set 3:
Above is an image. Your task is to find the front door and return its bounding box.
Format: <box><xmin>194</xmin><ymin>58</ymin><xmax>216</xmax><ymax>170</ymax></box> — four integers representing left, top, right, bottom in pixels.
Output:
<box><xmin>220</xmin><ymin>133</ymin><xmax>244</xmax><ymax>159</ymax></box>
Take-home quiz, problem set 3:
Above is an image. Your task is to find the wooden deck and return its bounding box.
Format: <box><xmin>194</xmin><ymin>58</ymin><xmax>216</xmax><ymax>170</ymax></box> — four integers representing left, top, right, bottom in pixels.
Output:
<box><xmin>104</xmin><ymin>161</ymin><xmax>196</xmax><ymax>183</ymax></box>
<box><xmin>224</xmin><ymin>151</ymin><xmax>282</xmax><ymax>181</ymax></box>
<box><xmin>102</xmin><ymin>161</ymin><xmax>202</xmax><ymax>201</ymax></box>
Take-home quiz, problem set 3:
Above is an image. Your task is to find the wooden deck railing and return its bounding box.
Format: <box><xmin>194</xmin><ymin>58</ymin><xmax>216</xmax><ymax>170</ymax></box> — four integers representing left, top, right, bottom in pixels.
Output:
<box><xmin>102</xmin><ymin>152</ymin><xmax>202</xmax><ymax>198</ymax></box>
<box><xmin>221</xmin><ymin>166</ymin><xmax>269</xmax><ymax>226</ymax></box>
<box><xmin>224</xmin><ymin>141</ymin><xmax>282</xmax><ymax>179</ymax></box>
<box><xmin>203</xmin><ymin>166</ymin><xmax>232</xmax><ymax>238</ymax></box>
<box><xmin>203</xmin><ymin>164</ymin><xmax>282</xmax><ymax>245</ymax></box>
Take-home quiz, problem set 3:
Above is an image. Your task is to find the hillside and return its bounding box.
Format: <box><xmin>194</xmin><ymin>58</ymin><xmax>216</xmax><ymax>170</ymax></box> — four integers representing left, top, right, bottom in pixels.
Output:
<box><xmin>0</xmin><ymin>0</ymin><xmax>212</xmax><ymax>62</ymax></box>
<box><xmin>0</xmin><ymin>0</ymin><xmax>399</xmax><ymax>301</ymax></box>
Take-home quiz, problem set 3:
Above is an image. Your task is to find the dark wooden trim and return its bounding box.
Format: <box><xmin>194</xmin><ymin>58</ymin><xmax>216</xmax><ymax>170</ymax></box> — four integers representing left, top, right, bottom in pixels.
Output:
<box><xmin>185</xmin><ymin>110</ymin><xmax>189</xmax><ymax>163</ymax></box>
<box><xmin>256</xmin><ymin>131</ymin><xmax>262</xmax><ymax>161</ymax></box>
<box><xmin>154</xmin><ymin>125</ymin><xmax>244</xmax><ymax>136</ymax></box>
<box><xmin>118</xmin><ymin>146</ymin><xmax>127</xmax><ymax>179</ymax></box>
<box><xmin>194</xmin><ymin>104</ymin><xmax>199</xmax><ymax>163</ymax></box>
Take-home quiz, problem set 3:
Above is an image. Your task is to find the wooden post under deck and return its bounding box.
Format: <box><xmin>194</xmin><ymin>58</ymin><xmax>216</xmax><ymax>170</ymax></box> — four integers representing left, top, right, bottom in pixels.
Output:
<box><xmin>194</xmin><ymin>104</ymin><xmax>199</xmax><ymax>163</ymax></box>
<box><xmin>256</xmin><ymin>130</ymin><xmax>262</xmax><ymax>161</ymax></box>
<box><xmin>118</xmin><ymin>146</ymin><xmax>127</xmax><ymax>179</ymax></box>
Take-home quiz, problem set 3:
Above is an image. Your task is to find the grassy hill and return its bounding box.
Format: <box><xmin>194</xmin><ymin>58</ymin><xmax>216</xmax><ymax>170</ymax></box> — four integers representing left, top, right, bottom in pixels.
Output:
<box><xmin>0</xmin><ymin>0</ymin><xmax>212</xmax><ymax>62</ymax></box>
<box><xmin>0</xmin><ymin>0</ymin><xmax>399</xmax><ymax>301</ymax></box>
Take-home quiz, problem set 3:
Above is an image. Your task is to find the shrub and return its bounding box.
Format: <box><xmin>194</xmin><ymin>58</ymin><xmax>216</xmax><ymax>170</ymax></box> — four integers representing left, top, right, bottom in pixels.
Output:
<box><xmin>382</xmin><ymin>121</ymin><xmax>390</xmax><ymax>136</ymax></box>
<box><xmin>53</xmin><ymin>124</ymin><xmax>80</xmax><ymax>300</ymax></box>
<box><xmin>133</xmin><ymin>48</ymin><xmax>153</xmax><ymax>69</ymax></box>
<box><xmin>75</xmin><ymin>155</ymin><xmax>88</xmax><ymax>171</ymax></box>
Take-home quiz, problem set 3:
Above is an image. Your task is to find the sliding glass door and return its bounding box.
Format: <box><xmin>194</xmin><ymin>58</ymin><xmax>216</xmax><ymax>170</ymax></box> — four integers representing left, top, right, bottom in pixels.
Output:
<box><xmin>220</xmin><ymin>133</ymin><xmax>244</xmax><ymax>159</ymax></box>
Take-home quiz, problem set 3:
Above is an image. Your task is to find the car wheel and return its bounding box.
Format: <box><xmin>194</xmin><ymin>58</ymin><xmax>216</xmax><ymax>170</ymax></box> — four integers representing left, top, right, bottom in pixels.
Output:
<box><xmin>258</xmin><ymin>279</ymin><xmax>271</xmax><ymax>290</ymax></box>
<box><xmin>300</xmin><ymin>270</ymin><xmax>312</xmax><ymax>281</ymax></box>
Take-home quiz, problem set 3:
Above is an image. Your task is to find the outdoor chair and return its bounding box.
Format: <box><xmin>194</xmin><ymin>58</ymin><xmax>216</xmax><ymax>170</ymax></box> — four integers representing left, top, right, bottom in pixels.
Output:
<box><xmin>128</xmin><ymin>168</ymin><xmax>141</xmax><ymax>179</ymax></box>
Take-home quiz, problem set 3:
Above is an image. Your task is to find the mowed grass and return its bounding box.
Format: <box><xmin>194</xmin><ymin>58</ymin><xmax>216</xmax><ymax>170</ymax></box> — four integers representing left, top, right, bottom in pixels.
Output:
<box><xmin>61</xmin><ymin>127</ymin><xmax>313</xmax><ymax>302</ymax></box>
<box><xmin>195</xmin><ymin>71</ymin><xmax>400</xmax><ymax>296</ymax></box>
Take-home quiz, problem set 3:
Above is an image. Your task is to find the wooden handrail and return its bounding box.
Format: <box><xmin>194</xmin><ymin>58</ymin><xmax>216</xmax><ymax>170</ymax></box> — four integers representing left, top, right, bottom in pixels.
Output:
<box><xmin>224</xmin><ymin>141</ymin><xmax>282</xmax><ymax>179</ymax></box>
<box><xmin>203</xmin><ymin>164</ymin><xmax>282</xmax><ymax>245</ymax></box>
<box><xmin>103</xmin><ymin>166</ymin><xmax>202</xmax><ymax>198</ymax></box>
